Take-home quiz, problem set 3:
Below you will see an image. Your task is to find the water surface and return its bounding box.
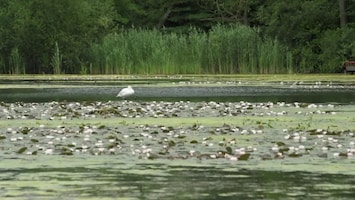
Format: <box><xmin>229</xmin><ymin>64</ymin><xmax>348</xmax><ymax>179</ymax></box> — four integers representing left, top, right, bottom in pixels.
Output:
<box><xmin>1</xmin><ymin>157</ymin><xmax>354</xmax><ymax>200</ymax></box>
<box><xmin>0</xmin><ymin>81</ymin><xmax>354</xmax><ymax>199</ymax></box>
<box><xmin>1</xmin><ymin>86</ymin><xmax>354</xmax><ymax>104</ymax></box>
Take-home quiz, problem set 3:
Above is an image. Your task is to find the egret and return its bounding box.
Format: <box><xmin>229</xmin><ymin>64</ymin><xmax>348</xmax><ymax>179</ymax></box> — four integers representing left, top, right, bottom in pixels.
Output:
<box><xmin>116</xmin><ymin>86</ymin><xmax>135</xmax><ymax>98</ymax></box>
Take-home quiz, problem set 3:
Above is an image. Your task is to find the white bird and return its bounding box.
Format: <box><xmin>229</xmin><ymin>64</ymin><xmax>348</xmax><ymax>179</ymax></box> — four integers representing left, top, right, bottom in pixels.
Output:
<box><xmin>116</xmin><ymin>86</ymin><xmax>134</xmax><ymax>98</ymax></box>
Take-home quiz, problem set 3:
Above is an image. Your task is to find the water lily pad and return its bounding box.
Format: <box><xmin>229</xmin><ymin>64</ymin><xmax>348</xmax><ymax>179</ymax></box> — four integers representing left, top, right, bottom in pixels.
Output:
<box><xmin>60</xmin><ymin>147</ymin><xmax>73</xmax><ymax>155</ymax></box>
<box><xmin>150</xmin><ymin>131</ymin><xmax>159</xmax><ymax>135</ymax></box>
<box><xmin>168</xmin><ymin>140</ymin><xmax>176</xmax><ymax>147</ymax></box>
<box><xmin>276</xmin><ymin>141</ymin><xmax>286</xmax><ymax>146</ymax></box>
<box><xmin>176</xmin><ymin>135</ymin><xmax>186</xmax><ymax>139</ymax></box>
<box><xmin>16</xmin><ymin>147</ymin><xmax>27</xmax><ymax>154</ymax></box>
<box><xmin>288</xmin><ymin>152</ymin><xmax>302</xmax><ymax>158</ymax></box>
<box><xmin>226</xmin><ymin>146</ymin><xmax>232</xmax><ymax>154</ymax></box>
<box><xmin>238</xmin><ymin>153</ymin><xmax>251</xmax><ymax>160</ymax></box>
<box><xmin>21</xmin><ymin>127</ymin><xmax>30</xmax><ymax>134</ymax></box>
<box><xmin>31</xmin><ymin>139</ymin><xmax>39</xmax><ymax>143</ymax></box>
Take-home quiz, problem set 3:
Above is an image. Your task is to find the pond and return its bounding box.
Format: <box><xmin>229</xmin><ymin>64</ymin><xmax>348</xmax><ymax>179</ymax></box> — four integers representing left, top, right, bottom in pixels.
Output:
<box><xmin>1</xmin><ymin>85</ymin><xmax>355</xmax><ymax>103</ymax></box>
<box><xmin>0</xmin><ymin>79</ymin><xmax>354</xmax><ymax>199</ymax></box>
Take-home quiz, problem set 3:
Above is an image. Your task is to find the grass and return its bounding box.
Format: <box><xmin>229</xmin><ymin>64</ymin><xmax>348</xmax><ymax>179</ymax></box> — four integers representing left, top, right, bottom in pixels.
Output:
<box><xmin>51</xmin><ymin>41</ymin><xmax>62</xmax><ymax>74</ymax></box>
<box><xmin>88</xmin><ymin>25</ymin><xmax>294</xmax><ymax>74</ymax></box>
<box><xmin>0</xmin><ymin>74</ymin><xmax>354</xmax><ymax>84</ymax></box>
<box><xmin>1</xmin><ymin>25</ymin><xmax>349</xmax><ymax>75</ymax></box>
<box><xmin>9</xmin><ymin>48</ymin><xmax>25</xmax><ymax>74</ymax></box>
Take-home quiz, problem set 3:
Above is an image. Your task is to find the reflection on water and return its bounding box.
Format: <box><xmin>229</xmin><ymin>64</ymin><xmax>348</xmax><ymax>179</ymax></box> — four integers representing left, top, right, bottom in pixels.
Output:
<box><xmin>0</xmin><ymin>157</ymin><xmax>354</xmax><ymax>200</ymax></box>
<box><xmin>1</xmin><ymin>86</ymin><xmax>355</xmax><ymax>103</ymax></box>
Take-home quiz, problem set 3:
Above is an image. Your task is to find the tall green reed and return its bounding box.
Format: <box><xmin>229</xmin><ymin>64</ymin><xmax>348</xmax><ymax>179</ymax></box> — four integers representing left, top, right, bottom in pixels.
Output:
<box><xmin>89</xmin><ymin>24</ymin><xmax>294</xmax><ymax>74</ymax></box>
<box><xmin>9</xmin><ymin>47</ymin><xmax>25</xmax><ymax>74</ymax></box>
<box><xmin>51</xmin><ymin>42</ymin><xmax>62</xmax><ymax>74</ymax></box>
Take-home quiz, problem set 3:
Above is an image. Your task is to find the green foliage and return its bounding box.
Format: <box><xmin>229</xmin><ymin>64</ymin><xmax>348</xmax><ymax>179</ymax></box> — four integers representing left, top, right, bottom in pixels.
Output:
<box><xmin>0</xmin><ymin>0</ymin><xmax>28</xmax><ymax>73</ymax></box>
<box><xmin>51</xmin><ymin>42</ymin><xmax>62</xmax><ymax>74</ymax></box>
<box><xmin>80</xmin><ymin>64</ymin><xmax>89</xmax><ymax>75</ymax></box>
<box><xmin>204</xmin><ymin>25</ymin><xmax>292</xmax><ymax>73</ymax></box>
<box><xmin>115</xmin><ymin>0</ymin><xmax>213</xmax><ymax>31</ymax></box>
<box><xmin>198</xmin><ymin>0</ymin><xmax>261</xmax><ymax>26</ymax></box>
<box><xmin>89</xmin><ymin>28</ymin><xmax>206</xmax><ymax>74</ymax></box>
<box><xmin>257</xmin><ymin>0</ymin><xmax>340</xmax><ymax>72</ymax></box>
<box><xmin>318</xmin><ymin>28</ymin><xmax>355</xmax><ymax>72</ymax></box>
<box><xmin>0</xmin><ymin>0</ymin><xmax>116</xmax><ymax>74</ymax></box>
<box><xmin>0</xmin><ymin>0</ymin><xmax>354</xmax><ymax>74</ymax></box>
<box><xmin>9</xmin><ymin>47</ymin><xmax>25</xmax><ymax>74</ymax></box>
<box><xmin>89</xmin><ymin>25</ymin><xmax>293</xmax><ymax>74</ymax></box>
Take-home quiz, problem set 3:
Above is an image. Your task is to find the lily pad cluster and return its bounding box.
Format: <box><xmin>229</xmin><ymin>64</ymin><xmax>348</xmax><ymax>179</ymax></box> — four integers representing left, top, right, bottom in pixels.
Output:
<box><xmin>0</xmin><ymin>101</ymin><xmax>353</xmax><ymax>161</ymax></box>
<box><xmin>0</xmin><ymin>101</ymin><xmax>336</xmax><ymax>120</ymax></box>
<box><xmin>0</xmin><ymin>123</ymin><xmax>261</xmax><ymax>158</ymax></box>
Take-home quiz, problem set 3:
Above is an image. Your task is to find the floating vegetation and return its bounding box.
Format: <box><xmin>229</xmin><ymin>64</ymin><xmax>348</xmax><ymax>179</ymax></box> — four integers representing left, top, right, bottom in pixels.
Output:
<box><xmin>0</xmin><ymin>101</ymin><xmax>354</xmax><ymax>162</ymax></box>
<box><xmin>16</xmin><ymin>147</ymin><xmax>27</xmax><ymax>154</ymax></box>
<box><xmin>1</xmin><ymin>77</ymin><xmax>355</xmax><ymax>199</ymax></box>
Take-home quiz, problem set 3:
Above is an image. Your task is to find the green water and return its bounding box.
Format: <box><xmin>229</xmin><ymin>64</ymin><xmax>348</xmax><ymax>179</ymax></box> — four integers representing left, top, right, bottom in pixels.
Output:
<box><xmin>1</xmin><ymin>156</ymin><xmax>354</xmax><ymax>200</ymax></box>
<box><xmin>0</xmin><ymin>81</ymin><xmax>354</xmax><ymax>199</ymax></box>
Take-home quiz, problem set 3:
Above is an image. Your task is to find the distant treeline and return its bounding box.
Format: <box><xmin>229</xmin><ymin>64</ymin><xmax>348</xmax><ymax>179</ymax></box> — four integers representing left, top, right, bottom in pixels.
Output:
<box><xmin>0</xmin><ymin>0</ymin><xmax>354</xmax><ymax>74</ymax></box>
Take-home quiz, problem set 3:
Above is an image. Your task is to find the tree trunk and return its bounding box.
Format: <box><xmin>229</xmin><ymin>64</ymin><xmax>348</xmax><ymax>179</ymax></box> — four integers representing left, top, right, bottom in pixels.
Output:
<box><xmin>156</xmin><ymin>5</ymin><xmax>173</xmax><ymax>29</ymax></box>
<box><xmin>339</xmin><ymin>0</ymin><xmax>347</xmax><ymax>27</ymax></box>
<box><xmin>243</xmin><ymin>5</ymin><xmax>248</xmax><ymax>25</ymax></box>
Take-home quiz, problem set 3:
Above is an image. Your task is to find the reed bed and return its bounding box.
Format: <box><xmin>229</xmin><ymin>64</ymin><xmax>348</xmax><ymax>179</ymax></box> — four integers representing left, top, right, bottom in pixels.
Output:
<box><xmin>9</xmin><ymin>48</ymin><xmax>25</xmax><ymax>74</ymax></box>
<box><xmin>0</xmin><ymin>25</ymin><xmax>294</xmax><ymax>74</ymax></box>
<box><xmin>89</xmin><ymin>25</ymin><xmax>294</xmax><ymax>74</ymax></box>
<box><xmin>51</xmin><ymin>42</ymin><xmax>62</xmax><ymax>74</ymax></box>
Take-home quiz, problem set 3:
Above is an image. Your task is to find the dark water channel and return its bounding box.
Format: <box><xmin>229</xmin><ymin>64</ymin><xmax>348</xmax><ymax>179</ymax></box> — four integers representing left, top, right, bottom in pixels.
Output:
<box><xmin>1</xmin><ymin>85</ymin><xmax>355</xmax><ymax>103</ymax></box>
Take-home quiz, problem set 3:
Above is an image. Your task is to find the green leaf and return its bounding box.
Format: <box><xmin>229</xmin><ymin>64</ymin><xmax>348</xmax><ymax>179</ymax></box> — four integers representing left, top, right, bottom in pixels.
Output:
<box><xmin>31</xmin><ymin>139</ymin><xmax>39</xmax><ymax>143</ymax></box>
<box><xmin>238</xmin><ymin>153</ymin><xmax>251</xmax><ymax>161</ymax></box>
<box><xmin>17</xmin><ymin>147</ymin><xmax>27</xmax><ymax>154</ymax></box>
<box><xmin>226</xmin><ymin>146</ymin><xmax>232</xmax><ymax>154</ymax></box>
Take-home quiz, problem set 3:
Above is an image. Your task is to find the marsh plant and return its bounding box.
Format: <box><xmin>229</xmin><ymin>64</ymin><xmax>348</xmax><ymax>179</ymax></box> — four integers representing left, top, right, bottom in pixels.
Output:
<box><xmin>9</xmin><ymin>47</ymin><xmax>25</xmax><ymax>74</ymax></box>
<box><xmin>0</xmin><ymin>25</ymin><xmax>294</xmax><ymax>75</ymax></box>
<box><xmin>90</xmin><ymin>25</ymin><xmax>294</xmax><ymax>74</ymax></box>
<box><xmin>51</xmin><ymin>42</ymin><xmax>62</xmax><ymax>74</ymax></box>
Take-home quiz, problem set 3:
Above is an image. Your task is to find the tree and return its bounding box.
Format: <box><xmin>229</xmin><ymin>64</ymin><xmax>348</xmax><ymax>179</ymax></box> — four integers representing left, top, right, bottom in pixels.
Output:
<box><xmin>339</xmin><ymin>0</ymin><xmax>347</xmax><ymax>27</ymax></box>
<box><xmin>198</xmin><ymin>0</ymin><xmax>255</xmax><ymax>25</ymax></box>
<box><xmin>119</xmin><ymin>0</ymin><xmax>261</xmax><ymax>31</ymax></box>
<box><xmin>112</xmin><ymin>0</ymin><xmax>171</xmax><ymax>29</ymax></box>
<box><xmin>114</xmin><ymin>0</ymin><xmax>213</xmax><ymax>31</ymax></box>
<box><xmin>0</xmin><ymin>0</ymin><xmax>28</xmax><ymax>73</ymax></box>
<box><xmin>0</xmin><ymin>0</ymin><xmax>116</xmax><ymax>74</ymax></box>
<box><xmin>257</xmin><ymin>0</ymin><xmax>339</xmax><ymax>72</ymax></box>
